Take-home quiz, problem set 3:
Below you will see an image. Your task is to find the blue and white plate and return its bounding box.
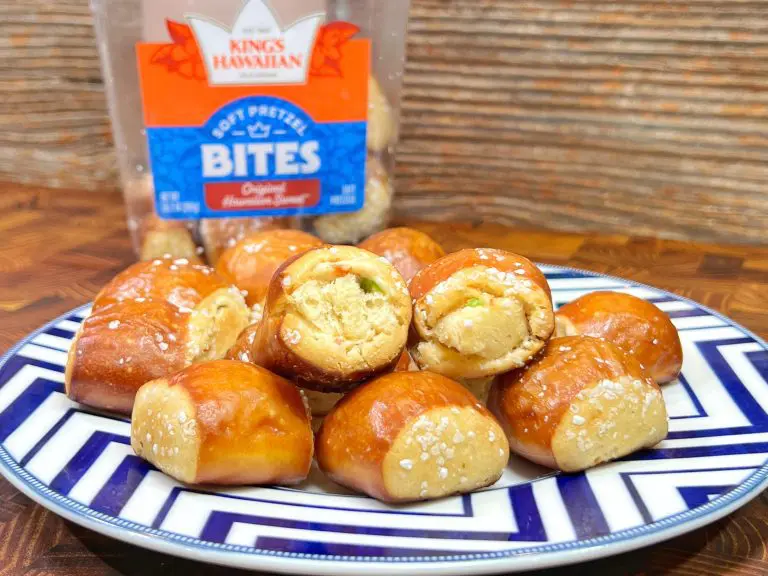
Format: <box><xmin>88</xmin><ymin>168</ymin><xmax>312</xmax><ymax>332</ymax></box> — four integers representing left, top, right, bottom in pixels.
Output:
<box><xmin>0</xmin><ymin>265</ymin><xmax>767</xmax><ymax>575</ymax></box>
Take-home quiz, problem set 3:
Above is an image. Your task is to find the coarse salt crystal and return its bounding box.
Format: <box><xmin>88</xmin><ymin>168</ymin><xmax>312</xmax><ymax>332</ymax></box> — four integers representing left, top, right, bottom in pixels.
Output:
<box><xmin>572</xmin><ymin>415</ymin><xmax>586</xmax><ymax>425</ymax></box>
<box><xmin>108</xmin><ymin>320</ymin><xmax>120</xmax><ymax>330</ymax></box>
<box><xmin>399</xmin><ymin>459</ymin><xmax>413</xmax><ymax>470</ymax></box>
<box><xmin>438</xmin><ymin>467</ymin><xmax>448</xmax><ymax>479</ymax></box>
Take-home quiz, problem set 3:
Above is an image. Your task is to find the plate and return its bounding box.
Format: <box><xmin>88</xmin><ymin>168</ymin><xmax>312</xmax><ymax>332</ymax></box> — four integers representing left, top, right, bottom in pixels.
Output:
<box><xmin>0</xmin><ymin>265</ymin><xmax>767</xmax><ymax>575</ymax></box>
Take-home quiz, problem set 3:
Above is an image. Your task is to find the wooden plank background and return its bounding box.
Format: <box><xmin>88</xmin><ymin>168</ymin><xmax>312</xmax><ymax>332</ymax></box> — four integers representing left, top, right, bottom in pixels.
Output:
<box><xmin>1</xmin><ymin>0</ymin><xmax>767</xmax><ymax>244</ymax></box>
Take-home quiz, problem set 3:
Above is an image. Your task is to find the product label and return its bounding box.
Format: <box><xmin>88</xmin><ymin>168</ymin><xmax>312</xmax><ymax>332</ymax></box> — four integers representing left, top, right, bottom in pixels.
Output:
<box><xmin>137</xmin><ymin>0</ymin><xmax>369</xmax><ymax>219</ymax></box>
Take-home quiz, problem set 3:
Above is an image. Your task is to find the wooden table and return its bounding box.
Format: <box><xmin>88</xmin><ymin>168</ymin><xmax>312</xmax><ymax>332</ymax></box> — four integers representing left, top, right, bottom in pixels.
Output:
<box><xmin>0</xmin><ymin>182</ymin><xmax>767</xmax><ymax>575</ymax></box>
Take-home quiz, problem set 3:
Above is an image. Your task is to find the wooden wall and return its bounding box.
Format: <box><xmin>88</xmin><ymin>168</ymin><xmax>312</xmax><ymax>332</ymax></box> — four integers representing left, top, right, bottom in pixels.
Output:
<box><xmin>3</xmin><ymin>0</ymin><xmax>768</xmax><ymax>244</ymax></box>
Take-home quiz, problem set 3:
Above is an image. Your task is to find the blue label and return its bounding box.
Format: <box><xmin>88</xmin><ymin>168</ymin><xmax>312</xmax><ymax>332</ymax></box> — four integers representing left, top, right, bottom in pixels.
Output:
<box><xmin>147</xmin><ymin>96</ymin><xmax>366</xmax><ymax>219</ymax></box>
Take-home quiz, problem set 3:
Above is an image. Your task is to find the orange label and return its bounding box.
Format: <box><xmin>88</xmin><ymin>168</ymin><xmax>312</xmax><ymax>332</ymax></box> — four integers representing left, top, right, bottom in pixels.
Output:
<box><xmin>136</xmin><ymin>0</ymin><xmax>370</xmax><ymax>220</ymax></box>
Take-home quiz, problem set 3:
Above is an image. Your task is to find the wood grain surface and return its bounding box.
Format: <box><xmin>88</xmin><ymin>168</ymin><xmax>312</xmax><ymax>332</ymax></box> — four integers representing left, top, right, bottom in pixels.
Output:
<box><xmin>1</xmin><ymin>0</ymin><xmax>767</xmax><ymax>244</ymax></box>
<box><xmin>0</xmin><ymin>181</ymin><xmax>767</xmax><ymax>575</ymax></box>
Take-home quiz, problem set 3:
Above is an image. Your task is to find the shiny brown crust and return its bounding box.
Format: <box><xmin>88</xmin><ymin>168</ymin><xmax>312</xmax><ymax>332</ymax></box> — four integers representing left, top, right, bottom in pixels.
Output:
<box><xmin>487</xmin><ymin>336</ymin><xmax>665</xmax><ymax>470</ymax></box>
<box><xmin>226</xmin><ymin>323</ymin><xmax>260</xmax><ymax>363</ymax></box>
<box><xmin>215</xmin><ymin>229</ymin><xmax>323</xmax><ymax>306</ymax></box>
<box><xmin>555</xmin><ymin>291</ymin><xmax>683</xmax><ymax>383</ymax></box>
<box><xmin>66</xmin><ymin>300</ymin><xmax>188</xmax><ymax>414</ymax></box>
<box><xmin>131</xmin><ymin>360</ymin><xmax>313</xmax><ymax>485</ymax></box>
<box><xmin>66</xmin><ymin>259</ymin><xmax>242</xmax><ymax>414</ymax></box>
<box><xmin>92</xmin><ymin>258</ymin><xmax>229</xmax><ymax>308</ymax></box>
<box><xmin>252</xmin><ymin>246</ymin><xmax>411</xmax><ymax>391</ymax></box>
<box><xmin>358</xmin><ymin>227</ymin><xmax>446</xmax><ymax>282</ymax></box>
<box><xmin>394</xmin><ymin>349</ymin><xmax>415</xmax><ymax>372</ymax></box>
<box><xmin>316</xmin><ymin>371</ymin><xmax>502</xmax><ymax>501</ymax></box>
<box><xmin>199</xmin><ymin>217</ymin><xmax>292</xmax><ymax>265</ymax></box>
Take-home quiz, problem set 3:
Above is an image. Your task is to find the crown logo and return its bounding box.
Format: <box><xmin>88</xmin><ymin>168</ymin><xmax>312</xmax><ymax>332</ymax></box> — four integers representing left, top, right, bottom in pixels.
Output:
<box><xmin>247</xmin><ymin>121</ymin><xmax>271</xmax><ymax>139</ymax></box>
<box><xmin>186</xmin><ymin>0</ymin><xmax>324</xmax><ymax>86</ymax></box>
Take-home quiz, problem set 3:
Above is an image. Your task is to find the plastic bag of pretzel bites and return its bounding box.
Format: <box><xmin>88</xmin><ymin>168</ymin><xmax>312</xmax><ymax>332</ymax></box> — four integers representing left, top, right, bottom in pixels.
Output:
<box><xmin>92</xmin><ymin>0</ymin><xmax>410</xmax><ymax>262</ymax></box>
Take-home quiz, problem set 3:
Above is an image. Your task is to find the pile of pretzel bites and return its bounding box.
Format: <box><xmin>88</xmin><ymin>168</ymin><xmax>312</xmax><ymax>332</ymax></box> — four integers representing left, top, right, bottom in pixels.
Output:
<box><xmin>65</xmin><ymin>226</ymin><xmax>681</xmax><ymax>502</ymax></box>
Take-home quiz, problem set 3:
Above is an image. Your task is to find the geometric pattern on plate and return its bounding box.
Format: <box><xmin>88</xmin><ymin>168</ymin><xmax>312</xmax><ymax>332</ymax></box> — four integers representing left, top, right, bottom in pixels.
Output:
<box><xmin>0</xmin><ymin>266</ymin><xmax>766</xmax><ymax>575</ymax></box>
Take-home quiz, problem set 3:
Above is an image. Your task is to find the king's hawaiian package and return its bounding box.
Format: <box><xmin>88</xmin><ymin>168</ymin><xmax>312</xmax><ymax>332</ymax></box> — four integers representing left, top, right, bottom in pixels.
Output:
<box><xmin>92</xmin><ymin>0</ymin><xmax>410</xmax><ymax>261</ymax></box>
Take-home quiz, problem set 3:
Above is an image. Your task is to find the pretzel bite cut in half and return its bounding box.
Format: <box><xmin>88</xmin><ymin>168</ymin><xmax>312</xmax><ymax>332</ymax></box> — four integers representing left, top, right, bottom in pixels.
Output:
<box><xmin>131</xmin><ymin>360</ymin><xmax>313</xmax><ymax>485</ymax></box>
<box><xmin>253</xmin><ymin>245</ymin><xmax>412</xmax><ymax>390</ymax></box>
<box><xmin>317</xmin><ymin>371</ymin><xmax>509</xmax><ymax>502</ymax></box>
<box><xmin>488</xmin><ymin>336</ymin><xmax>668</xmax><ymax>472</ymax></box>
<box><xmin>409</xmin><ymin>249</ymin><xmax>554</xmax><ymax>379</ymax></box>
<box><xmin>66</xmin><ymin>259</ymin><xmax>250</xmax><ymax>414</ymax></box>
<box><xmin>556</xmin><ymin>291</ymin><xmax>683</xmax><ymax>384</ymax></box>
